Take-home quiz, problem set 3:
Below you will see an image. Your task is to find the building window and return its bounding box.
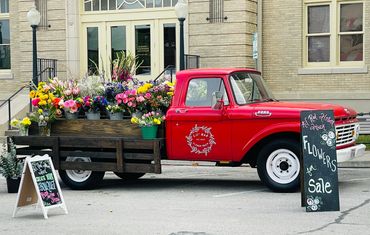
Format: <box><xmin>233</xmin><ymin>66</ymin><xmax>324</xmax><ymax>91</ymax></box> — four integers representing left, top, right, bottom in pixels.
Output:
<box><xmin>83</xmin><ymin>0</ymin><xmax>178</xmax><ymax>11</ymax></box>
<box><xmin>207</xmin><ymin>0</ymin><xmax>226</xmax><ymax>23</ymax></box>
<box><xmin>0</xmin><ymin>0</ymin><xmax>9</xmax><ymax>70</ymax></box>
<box><xmin>304</xmin><ymin>0</ymin><xmax>364</xmax><ymax>67</ymax></box>
<box><xmin>36</xmin><ymin>0</ymin><xmax>49</xmax><ymax>30</ymax></box>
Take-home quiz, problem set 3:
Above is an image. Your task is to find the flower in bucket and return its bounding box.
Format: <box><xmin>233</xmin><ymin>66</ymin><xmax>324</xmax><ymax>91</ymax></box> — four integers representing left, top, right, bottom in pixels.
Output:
<box><xmin>29</xmin><ymin>82</ymin><xmax>60</xmax><ymax>124</ymax></box>
<box><xmin>131</xmin><ymin>111</ymin><xmax>165</xmax><ymax>127</ymax></box>
<box><xmin>106</xmin><ymin>104</ymin><xmax>123</xmax><ymax>114</ymax></box>
<box><xmin>11</xmin><ymin>117</ymin><xmax>31</xmax><ymax>136</ymax></box>
<box><xmin>62</xmin><ymin>98</ymin><xmax>83</xmax><ymax>114</ymax></box>
<box><xmin>82</xmin><ymin>95</ymin><xmax>108</xmax><ymax>113</ymax></box>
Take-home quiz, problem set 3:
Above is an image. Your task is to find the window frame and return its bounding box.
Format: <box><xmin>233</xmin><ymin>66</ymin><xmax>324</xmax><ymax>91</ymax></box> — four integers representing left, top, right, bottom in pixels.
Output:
<box><xmin>303</xmin><ymin>0</ymin><xmax>365</xmax><ymax>68</ymax></box>
<box><xmin>0</xmin><ymin>0</ymin><xmax>10</xmax><ymax>77</ymax></box>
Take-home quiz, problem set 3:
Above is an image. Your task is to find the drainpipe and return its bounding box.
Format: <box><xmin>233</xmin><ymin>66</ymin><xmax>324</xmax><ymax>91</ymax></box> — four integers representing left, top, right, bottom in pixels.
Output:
<box><xmin>257</xmin><ymin>0</ymin><xmax>263</xmax><ymax>73</ymax></box>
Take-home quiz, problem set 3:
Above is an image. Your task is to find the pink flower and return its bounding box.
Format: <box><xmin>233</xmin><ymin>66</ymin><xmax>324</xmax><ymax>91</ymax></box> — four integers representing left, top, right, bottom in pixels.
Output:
<box><xmin>144</xmin><ymin>93</ymin><xmax>152</xmax><ymax>99</ymax></box>
<box><xmin>128</xmin><ymin>101</ymin><xmax>133</xmax><ymax>107</ymax></box>
<box><xmin>136</xmin><ymin>96</ymin><xmax>145</xmax><ymax>102</ymax></box>
<box><xmin>64</xmin><ymin>89</ymin><xmax>72</xmax><ymax>96</ymax></box>
<box><xmin>32</xmin><ymin>98</ymin><xmax>40</xmax><ymax>107</ymax></box>
<box><xmin>72</xmin><ymin>88</ymin><xmax>80</xmax><ymax>95</ymax></box>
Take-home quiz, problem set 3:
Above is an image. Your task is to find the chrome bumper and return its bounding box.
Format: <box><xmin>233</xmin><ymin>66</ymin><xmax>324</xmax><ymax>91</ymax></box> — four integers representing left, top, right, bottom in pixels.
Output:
<box><xmin>336</xmin><ymin>144</ymin><xmax>366</xmax><ymax>163</ymax></box>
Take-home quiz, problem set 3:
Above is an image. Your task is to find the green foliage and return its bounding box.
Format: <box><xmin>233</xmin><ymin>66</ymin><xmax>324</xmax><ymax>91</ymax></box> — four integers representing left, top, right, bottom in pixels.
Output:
<box><xmin>0</xmin><ymin>140</ymin><xmax>23</xmax><ymax>179</ymax></box>
<box><xmin>358</xmin><ymin>135</ymin><xmax>370</xmax><ymax>149</ymax></box>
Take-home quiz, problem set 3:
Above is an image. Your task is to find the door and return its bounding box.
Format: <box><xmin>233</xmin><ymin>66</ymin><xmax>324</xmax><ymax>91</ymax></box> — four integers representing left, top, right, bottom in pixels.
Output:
<box><xmin>82</xmin><ymin>19</ymin><xmax>177</xmax><ymax>80</ymax></box>
<box><xmin>169</xmin><ymin>77</ymin><xmax>232</xmax><ymax>161</ymax></box>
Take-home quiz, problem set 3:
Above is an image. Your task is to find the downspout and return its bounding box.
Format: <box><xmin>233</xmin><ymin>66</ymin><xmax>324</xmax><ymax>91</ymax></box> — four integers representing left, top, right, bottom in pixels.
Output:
<box><xmin>257</xmin><ymin>0</ymin><xmax>263</xmax><ymax>73</ymax></box>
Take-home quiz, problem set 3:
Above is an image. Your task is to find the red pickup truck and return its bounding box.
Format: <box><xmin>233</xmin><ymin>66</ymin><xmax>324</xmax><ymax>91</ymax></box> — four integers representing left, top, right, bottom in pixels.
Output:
<box><xmin>164</xmin><ymin>68</ymin><xmax>365</xmax><ymax>191</ymax></box>
<box><xmin>11</xmin><ymin>68</ymin><xmax>366</xmax><ymax>192</ymax></box>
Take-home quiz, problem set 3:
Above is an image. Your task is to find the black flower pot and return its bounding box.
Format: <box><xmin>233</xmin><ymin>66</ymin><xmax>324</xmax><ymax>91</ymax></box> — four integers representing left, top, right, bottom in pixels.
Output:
<box><xmin>6</xmin><ymin>177</ymin><xmax>21</xmax><ymax>193</ymax></box>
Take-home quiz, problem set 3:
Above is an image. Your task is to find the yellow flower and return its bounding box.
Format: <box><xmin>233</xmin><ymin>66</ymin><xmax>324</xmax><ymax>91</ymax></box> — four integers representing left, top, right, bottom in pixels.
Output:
<box><xmin>47</xmin><ymin>99</ymin><xmax>52</xmax><ymax>104</ymax></box>
<box><xmin>21</xmin><ymin>117</ymin><xmax>31</xmax><ymax>127</ymax></box>
<box><xmin>43</xmin><ymin>94</ymin><xmax>49</xmax><ymax>100</ymax></box>
<box><xmin>38</xmin><ymin>109</ymin><xmax>44</xmax><ymax>114</ymax></box>
<box><xmin>153</xmin><ymin>118</ymin><xmax>161</xmax><ymax>125</ymax></box>
<box><xmin>39</xmin><ymin>100</ymin><xmax>47</xmax><ymax>106</ymax></box>
<box><xmin>10</xmin><ymin>119</ymin><xmax>19</xmax><ymax>127</ymax></box>
<box><xmin>29</xmin><ymin>90</ymin><xmax>36</xmax><ymax>98</ymax></box>
<box><xmin>167</xmin><ymin>92</ymin><xmax>174</xmax><ymax>96</ymax></box>
<box><xmin>131</xmin><ymin>117</ymin><xmax>139</xmax><ymax>124</ymax></box>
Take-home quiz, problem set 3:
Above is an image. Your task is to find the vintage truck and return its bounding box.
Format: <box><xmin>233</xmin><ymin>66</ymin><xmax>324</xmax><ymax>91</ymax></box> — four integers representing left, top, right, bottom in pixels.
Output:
<box><xmin>11</xmin><ymin>68</ymin><xmax>366</xmax><ymax>192</ymax></box>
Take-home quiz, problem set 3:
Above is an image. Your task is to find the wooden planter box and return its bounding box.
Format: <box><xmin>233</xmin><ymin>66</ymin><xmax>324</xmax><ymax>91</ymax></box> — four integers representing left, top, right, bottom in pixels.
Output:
<box><xmin>27</xmin><ymin>119</ymin><xmax>165</xmax><ymax>138</ymax></box>
<box><xmin>10</xmin><ymin>119</ymin><xmax>165</xmax><ymax>175</ymax></box>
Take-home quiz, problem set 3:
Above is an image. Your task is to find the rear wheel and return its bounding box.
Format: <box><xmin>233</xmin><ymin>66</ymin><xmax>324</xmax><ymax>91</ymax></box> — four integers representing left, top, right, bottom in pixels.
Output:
<box><xmin>59</xmin><ymin>156</ymin><xmax>105</xmax><ymax>190</ymax></box>
<box><xmin>257</xmin><ymin>139</ymin><xmax>301</xmax><ymax>192</ymax></box>
<box><xmin>113</xmin><ymin>172</ymin><xmax>146</xmax><ymax>180</ymax></box>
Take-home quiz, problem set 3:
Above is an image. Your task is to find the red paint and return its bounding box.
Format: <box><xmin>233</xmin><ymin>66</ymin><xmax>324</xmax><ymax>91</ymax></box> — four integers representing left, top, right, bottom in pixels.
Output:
<box><xmin>165</xmin><ymin>68</ymin><xmax>360</xmax><ymax>162</ymax></box>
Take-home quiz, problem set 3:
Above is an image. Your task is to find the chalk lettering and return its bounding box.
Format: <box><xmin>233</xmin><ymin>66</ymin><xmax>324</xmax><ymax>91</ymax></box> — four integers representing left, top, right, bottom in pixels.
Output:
<box><xmin>308</xmin><ymin>178</ymin><xmax>332</xmax><ymax>194</ymax></box>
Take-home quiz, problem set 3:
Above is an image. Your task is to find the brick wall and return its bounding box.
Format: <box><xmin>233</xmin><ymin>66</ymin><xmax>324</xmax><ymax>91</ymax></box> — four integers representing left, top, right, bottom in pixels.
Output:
<box><xmin>262</xmin><ymin>0</ymin><xmax>370</xmax><ymax>111</ymax></box>
<box><xmin>188</xmin><ymin>0</ymin><xmax>258</xmax><ymax>68</ymax></box>
<box><xmin>1</xmin><ymin>0</ymin><xmax>67</xmax><ymax>100</ymax></box>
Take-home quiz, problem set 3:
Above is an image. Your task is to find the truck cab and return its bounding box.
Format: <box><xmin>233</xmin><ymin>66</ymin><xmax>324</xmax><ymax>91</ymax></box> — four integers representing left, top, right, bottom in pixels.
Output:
<box><xmin>166</xmin><ymin>68</ymin><xmax>366</xmax><ymax>192</ymax></box>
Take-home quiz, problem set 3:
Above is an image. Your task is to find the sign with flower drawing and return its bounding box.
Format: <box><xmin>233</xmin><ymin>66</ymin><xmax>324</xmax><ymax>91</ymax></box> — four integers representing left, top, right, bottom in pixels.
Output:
<box><xmin>300</xmin><ymin>110</ymin><xmax>340</xmax><ymax>212</ymax></box>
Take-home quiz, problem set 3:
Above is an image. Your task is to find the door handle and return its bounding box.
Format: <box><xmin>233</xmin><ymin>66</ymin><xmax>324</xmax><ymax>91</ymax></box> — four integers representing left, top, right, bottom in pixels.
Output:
<box><xmin>176</xmin><ymin>108</ymin><xmax>187</xmax><ymax>114</ymax></box>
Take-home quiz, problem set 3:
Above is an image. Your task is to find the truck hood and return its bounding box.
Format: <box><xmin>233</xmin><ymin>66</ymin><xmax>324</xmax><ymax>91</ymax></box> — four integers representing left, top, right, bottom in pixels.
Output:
<box><xmin>247</xmin><ymin>101</ymin><xmax>357</xmax><ymax>118</ymax></box>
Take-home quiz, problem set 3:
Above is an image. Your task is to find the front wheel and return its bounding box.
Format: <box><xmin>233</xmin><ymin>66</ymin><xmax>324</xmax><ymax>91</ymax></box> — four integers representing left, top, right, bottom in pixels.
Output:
<box><xmin>59</xmin><ymin>156</ymin><xmax>105</xmax><ymax>190</ymax></box>
<box><xmin>257</xmin><ymin>139</ymin><xmax>301</xmax><ymax>192</ymax></box>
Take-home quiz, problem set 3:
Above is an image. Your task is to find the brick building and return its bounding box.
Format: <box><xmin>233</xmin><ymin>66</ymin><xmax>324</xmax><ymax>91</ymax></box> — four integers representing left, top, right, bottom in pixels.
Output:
<box><xmin>0</xmin><ymin>0</ymin><xmax>368</xmax><ymax>112</ymax></box>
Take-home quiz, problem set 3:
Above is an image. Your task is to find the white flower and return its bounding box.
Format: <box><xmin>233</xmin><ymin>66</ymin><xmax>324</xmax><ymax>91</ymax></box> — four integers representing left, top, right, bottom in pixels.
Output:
<box><xmin>322</xmin><ymin>134</ymin><xmax>328</xmax><ymax>141</ymax></box>
<box><xmin>328</xmin><ymin>131</ymin><xmax>335</xmax><ymax>139</ymax></box>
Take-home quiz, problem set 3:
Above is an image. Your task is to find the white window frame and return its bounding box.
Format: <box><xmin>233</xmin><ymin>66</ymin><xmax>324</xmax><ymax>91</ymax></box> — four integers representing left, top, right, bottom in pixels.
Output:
<box><xmin>0</xmin><ymin>0</ymin><xmax>11</xmax><ymax>79</ymax></box>
<box><xmin>303</xmin><ymin>0</ymin><xmax>365</xmax><ymax>70</ymax></box>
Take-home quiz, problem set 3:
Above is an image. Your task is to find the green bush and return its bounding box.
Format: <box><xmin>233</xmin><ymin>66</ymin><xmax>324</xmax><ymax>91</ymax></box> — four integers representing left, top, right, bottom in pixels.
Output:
<box><xmin>0</xmin><ymin>140</ymin><xmax>23</xmax><ymax>179</ymax></box>
<box><xmin>357</xmin><ymin>135</ymin><xmax>370</xmax><ymax>150</ymax></box>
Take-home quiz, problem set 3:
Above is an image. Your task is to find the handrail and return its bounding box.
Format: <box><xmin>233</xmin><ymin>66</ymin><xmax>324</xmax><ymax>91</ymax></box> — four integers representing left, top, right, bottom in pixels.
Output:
<box><xmin>153</xmin><ymin>65</ymin><xmax>176</xmax><ymax>83</ymax></box>
<box><xmin>0</xmin><ymin>83</ymin><xmax>30</xmax><ymax>130</ymax></box>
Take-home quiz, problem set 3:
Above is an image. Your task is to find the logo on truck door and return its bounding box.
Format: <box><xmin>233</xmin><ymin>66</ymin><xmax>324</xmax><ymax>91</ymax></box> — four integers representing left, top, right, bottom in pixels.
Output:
<box><xmin>186</xmin><ymin>125</ymin><xmax>216</xmax><ymax>156</ymax></box>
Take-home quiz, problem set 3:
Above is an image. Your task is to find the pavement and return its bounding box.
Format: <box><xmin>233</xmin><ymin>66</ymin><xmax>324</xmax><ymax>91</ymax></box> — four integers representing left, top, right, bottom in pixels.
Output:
<box><xmin>338</xmin><ymin>150</ymin><xmax>370</xmax><ymax>168</ymax></box>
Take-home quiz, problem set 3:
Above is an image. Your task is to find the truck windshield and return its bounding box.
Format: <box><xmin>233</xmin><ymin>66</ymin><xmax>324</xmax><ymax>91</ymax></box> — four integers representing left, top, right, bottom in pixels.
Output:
<box><xmin>229</xmin><ymin>72</ymin><xmax>275</xmax><ymax>105</ymax></box>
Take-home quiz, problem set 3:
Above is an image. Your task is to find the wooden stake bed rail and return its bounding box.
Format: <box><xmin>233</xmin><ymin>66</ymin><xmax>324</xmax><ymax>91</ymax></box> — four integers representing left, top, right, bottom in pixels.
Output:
<box><xmin>10</xmin><ymin>136</ymin><xmax>163</xmax><ymax>174</ymax></box>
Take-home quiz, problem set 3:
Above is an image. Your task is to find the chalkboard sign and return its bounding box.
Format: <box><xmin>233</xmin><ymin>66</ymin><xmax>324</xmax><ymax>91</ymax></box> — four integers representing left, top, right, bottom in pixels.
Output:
<box><xmin>30</xmin><ymin>160</ymin><xmax>62</xmax><ymax>207</ymax></box>
<box><xmin>13</xmin><ymin>155</ymin><xmax>68</xmax><ymax>219</ymax></box>
<box><xmin>301</xmin><ymin>110</ymin><xmax>340</xmax><ymax>212</ymax></box>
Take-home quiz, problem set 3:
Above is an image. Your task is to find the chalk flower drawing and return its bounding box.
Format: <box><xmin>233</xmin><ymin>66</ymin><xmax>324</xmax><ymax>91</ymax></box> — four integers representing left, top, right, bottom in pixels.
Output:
<box><xmin>186</xmin><ymin>125</ymin><xmax>216</xmax><ymax>156</ymax></box>
<box><xmin>321</xmin><ymin>131</ymin><xmax>335</xmax><ymax>147</ymax></box>
<box><xmin>306</xmin><ymin>196</ymin><xmax>322</xmax><ymax>211</ymax></box>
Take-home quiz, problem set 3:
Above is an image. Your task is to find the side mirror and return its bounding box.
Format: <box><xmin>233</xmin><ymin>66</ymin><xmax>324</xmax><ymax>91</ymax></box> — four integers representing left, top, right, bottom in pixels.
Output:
<box><xmin>211</xmin><ymin>91</ymin><xmax>224</xmax><ymax>110</ymax></box>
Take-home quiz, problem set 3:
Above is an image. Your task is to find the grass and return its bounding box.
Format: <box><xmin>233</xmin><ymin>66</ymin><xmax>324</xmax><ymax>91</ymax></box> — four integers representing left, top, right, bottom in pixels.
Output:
<box><xmin>357</xmin><ymin>135</ymin><xmax>370</xmax><ymax>150</ymax></box>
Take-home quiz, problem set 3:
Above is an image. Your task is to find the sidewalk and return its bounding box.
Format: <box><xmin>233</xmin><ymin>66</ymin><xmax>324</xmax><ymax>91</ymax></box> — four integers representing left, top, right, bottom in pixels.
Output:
<box><xmin>338</xmin><ymin>151</ymin><xmax>370</xmax><ymax>168</ymax></box>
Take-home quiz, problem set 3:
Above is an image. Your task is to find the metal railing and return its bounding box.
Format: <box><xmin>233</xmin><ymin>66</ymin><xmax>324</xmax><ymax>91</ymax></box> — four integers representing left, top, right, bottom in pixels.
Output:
<box><xmin>185</xmin><ymin>54</ymin><xmax>200</xmax><ymax>69</ymax></box>
<box><xmin>37</xmin><ymin>58</ymin><xmax>57</xmax><ymax>82</ymax></box>
<box><xmin>154</xmin><ymin>65</ymin><xmax>175</xmax><ymax>83</ymax></box>
<box><xmin>0</xmin><ymin>84</ymin><xmax>30</xmax><ymax>130</ymax></box>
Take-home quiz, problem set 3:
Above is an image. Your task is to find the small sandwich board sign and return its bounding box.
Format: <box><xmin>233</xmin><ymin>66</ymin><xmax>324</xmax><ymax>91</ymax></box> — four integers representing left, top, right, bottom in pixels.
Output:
<box><xmin>300</xmin><ymin>110</ymin><xmax>340</xmax><ymax>212</ymax></box>
<box><xmin>13</xmin><ymin>154</ymin><xmax>68</xmax><ymax>219</ymax></box>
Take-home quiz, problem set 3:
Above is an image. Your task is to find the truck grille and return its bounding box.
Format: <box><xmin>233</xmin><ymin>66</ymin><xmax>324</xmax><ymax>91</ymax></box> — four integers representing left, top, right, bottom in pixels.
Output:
<box><xmin>336</xmin><ymin>123</ymin><xmax>356</xmax><ymax>147</ymax></box>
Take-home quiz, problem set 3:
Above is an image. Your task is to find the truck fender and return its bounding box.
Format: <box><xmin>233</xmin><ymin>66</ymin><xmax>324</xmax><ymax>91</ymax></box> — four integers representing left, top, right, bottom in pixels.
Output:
<box><xmin>239</xmin><ymin>122</ymin><xmax>301</xmax><ymax>163</ymax></box>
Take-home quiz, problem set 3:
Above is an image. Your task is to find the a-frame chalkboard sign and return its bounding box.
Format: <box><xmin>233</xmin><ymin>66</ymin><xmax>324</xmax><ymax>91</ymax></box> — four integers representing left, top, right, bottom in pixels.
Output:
<box><xmin>300</xmin><ymin>110</ymin><xmax>340</xmax><ymax>212</ymax></box>
<box><xmin>13</xmin><ymin>154</ymin><xmax>68</xmax><ymax>219</ymax></box>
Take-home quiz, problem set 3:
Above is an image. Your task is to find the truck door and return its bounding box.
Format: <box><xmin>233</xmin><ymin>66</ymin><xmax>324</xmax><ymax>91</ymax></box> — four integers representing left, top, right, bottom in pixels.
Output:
<box><xmin>168</xmin><ymin>77</ymin><xmax>231</xmax><ymax>161</ymax></box>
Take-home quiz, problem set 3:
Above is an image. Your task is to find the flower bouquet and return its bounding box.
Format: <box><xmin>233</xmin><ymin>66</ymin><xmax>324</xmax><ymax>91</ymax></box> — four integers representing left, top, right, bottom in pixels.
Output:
<box><xmin>10</xmin><ymin>117</ymin><xmax>31</xmax><ymax>136</ymax></box>
<box><xmin>29</xmin><ymin>82</ymin><xmax>60</xmax><ymax>136</ymax></box>
<box><xmin>131</xmin><ymin>111</ymin><xmax>165</xmax><ymax>139</ymax></box>
<box><xmin>82</xmin><ymin>95</ymin><xmax>108</xmax><ymax>119</ymax></box>
<box><xmin>106</xmin><ymin>104</ymin><xmax>124</xmax><ymax>120</ymax></box>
